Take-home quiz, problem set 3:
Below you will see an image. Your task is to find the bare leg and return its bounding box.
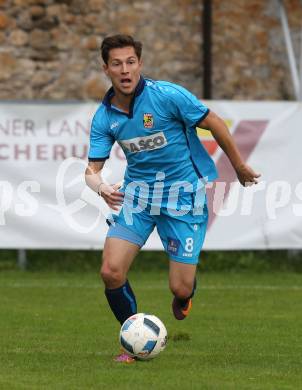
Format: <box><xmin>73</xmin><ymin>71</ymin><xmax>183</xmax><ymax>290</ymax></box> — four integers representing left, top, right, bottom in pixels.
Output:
<box><xmin>169</xmin><ymin>261</ymin><xmax>196</xmax><ymax>299</ymax></box>
<box><xmin>100</xmin><ymin>237</ymin><xmax>140</xmax><ymax>325</ymax></box>
<box><xmin>101</xmin><ymin>237</ymin><xmax>140</xmax><ymax>289</ymax></box>
<box><xmin>169</xmin><ymin>261</ymin><xmax>197</xmax><ymax>320</ymax></box>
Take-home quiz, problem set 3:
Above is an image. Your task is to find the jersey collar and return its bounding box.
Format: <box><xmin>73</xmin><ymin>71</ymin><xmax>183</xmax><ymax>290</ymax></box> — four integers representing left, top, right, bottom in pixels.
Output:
<box><xmin>102</xmin><ymin>76</ymin><xmax>146</xmax><ymax>118</ymax></box>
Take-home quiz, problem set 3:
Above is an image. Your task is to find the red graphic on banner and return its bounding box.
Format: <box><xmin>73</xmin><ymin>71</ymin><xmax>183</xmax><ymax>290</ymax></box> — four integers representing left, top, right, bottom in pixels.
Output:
<box><xmin>204</xmin><ymin>120</ymin><xmax>269</xmax><ymax>229</ymax></box>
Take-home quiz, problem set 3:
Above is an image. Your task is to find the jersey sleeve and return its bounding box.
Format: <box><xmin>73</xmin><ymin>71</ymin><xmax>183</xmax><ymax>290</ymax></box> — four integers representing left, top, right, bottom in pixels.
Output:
<box><xmin>88</xmin><ymin>112</ymin><xmax>114</xmax><ymax>161</ymax></box>
<box><xmin>159</xmin><ymin>82</ymin><xmax>218</xmax><ymax>182</ymax></box>
<box><xmin>167</xmin><ymin>84</ymin><xmax>209</xmax><ymax>128</ymax></box>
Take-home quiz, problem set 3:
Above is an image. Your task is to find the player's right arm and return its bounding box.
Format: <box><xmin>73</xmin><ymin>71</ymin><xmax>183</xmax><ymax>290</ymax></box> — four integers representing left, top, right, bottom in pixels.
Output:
<box><xmin>86</xmin><ymin>110</ymin><xmax>123</xmax><ymax>210</ymax></box>
<box><xmin>85</xmin><ymin>161</ymin><xmax>124</xmax><ymax>211</ymax></box>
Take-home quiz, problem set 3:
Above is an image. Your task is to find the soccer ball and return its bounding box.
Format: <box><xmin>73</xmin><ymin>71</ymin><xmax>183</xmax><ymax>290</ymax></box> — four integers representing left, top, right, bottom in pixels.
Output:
<box><xmin>119</xmin><ymin>313</ymin><xmax>168</xmax><ymax>360</ymax></box>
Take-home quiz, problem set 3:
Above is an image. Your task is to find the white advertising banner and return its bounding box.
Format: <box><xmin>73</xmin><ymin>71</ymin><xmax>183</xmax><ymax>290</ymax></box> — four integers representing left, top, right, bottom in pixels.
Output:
<box><xmin>0</xmin><ymin>101</ymin><xmax>301</xmax><ymax>250</ymax></box>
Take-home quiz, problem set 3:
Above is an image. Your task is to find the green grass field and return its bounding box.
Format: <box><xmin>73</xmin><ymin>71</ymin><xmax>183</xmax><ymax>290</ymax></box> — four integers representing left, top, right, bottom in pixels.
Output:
<box><xmin>0</xmin><ymin>269</ymin><xmax>302</xmax><ymax>390</ymax></box>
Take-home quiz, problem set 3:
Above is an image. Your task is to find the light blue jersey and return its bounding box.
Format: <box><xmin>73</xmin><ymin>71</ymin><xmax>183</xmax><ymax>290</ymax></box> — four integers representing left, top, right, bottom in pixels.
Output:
<box><xmin>89</xmin><ymin>77</ymin><xmax>217</xmax><ymax>264</ymax></box>
<box><xmin>88</xmin><ymin>77</ymin><xmax>218</xmax><ymax>263</ymax></box>
<box><xmin>89</xmin><ymin>77</ymin><xmax>217</xmax><ymax>210</ymax></box>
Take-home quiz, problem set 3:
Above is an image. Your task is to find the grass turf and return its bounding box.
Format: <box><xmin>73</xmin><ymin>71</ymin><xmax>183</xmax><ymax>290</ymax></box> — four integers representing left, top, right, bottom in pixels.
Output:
<box><xmin>0</xmin><ymin>270</ymin><xmax>301</xmax><ymax>390</ymax></box>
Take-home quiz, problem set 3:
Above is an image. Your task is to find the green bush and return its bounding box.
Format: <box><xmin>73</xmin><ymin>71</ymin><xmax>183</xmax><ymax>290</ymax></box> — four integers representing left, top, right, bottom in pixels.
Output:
<box><xmin>0</xmin><ymin>249</ymin><xmax>301</xmax><ymax>273</ymax></box>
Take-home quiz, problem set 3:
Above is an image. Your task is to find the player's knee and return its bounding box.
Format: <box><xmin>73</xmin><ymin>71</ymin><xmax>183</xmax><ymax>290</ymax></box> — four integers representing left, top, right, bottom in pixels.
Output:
<box><xmin>100</xmin><ymin>263</ymin><xmax>124</xmax><ymax>287</ymax></box>
<box><xmin>170</xmin><ymin>283</ymin><xmax>192</xmax><ymax>300</ymax></box>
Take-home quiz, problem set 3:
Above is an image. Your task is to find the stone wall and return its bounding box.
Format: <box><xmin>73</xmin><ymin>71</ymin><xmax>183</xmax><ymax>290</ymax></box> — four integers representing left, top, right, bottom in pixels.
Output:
<box><xmin>0</xmin><ymin>0</ymin><xmax>301</xmax><ymax>101</ymax></box>
<box><xmin>212</xmin><ymin>0</ymin><xmax>302</xmax><ymax>100</ymax></box>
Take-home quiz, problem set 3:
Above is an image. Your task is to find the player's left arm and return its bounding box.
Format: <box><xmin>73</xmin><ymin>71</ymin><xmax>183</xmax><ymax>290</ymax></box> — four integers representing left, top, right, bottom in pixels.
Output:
<box><xmin>199</xmin><ymin>111</ymin><xmax>261</xmax><ymax>186</ymax></box>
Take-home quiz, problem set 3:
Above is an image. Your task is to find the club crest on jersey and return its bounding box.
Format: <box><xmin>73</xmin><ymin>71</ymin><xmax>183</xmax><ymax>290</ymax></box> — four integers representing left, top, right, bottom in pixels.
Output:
<box><xmin>143</xmin><ymin>113</ymin><xmax>154</xmax><ymax>128</ymax></box>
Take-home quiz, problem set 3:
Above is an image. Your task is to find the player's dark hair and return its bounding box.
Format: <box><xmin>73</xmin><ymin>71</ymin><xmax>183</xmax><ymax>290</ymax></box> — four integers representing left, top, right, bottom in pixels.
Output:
<box><xmin>101</xmin><ymin>34</ymin><xmax>143</xmax><ymax>64</ymax></box>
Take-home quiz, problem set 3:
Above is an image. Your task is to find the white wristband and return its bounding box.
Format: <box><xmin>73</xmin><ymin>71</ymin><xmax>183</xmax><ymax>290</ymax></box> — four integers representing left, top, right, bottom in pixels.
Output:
<box><xmin>97</xmin><ymin>183</ymin><xmax>103</xmax><ymax>196</ymax></box>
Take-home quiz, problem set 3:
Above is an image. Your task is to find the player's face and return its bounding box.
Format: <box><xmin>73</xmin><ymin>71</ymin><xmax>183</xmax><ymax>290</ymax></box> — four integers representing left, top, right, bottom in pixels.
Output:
<box><xmin>103</xmin><ymin>46</ymin><xmax>142</xmax><ymax>96</ymax></box>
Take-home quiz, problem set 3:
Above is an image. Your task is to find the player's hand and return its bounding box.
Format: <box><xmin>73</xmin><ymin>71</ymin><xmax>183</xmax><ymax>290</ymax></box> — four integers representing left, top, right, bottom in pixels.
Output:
<box><xmin>235</xmin><ymin>164</ymin><xmax>261</xmax><ymax>187</ymax></box>
<box><xmin>98</xmin><ymin>183</ymin><xmax>124</xmax><ymax>210</ymax></box>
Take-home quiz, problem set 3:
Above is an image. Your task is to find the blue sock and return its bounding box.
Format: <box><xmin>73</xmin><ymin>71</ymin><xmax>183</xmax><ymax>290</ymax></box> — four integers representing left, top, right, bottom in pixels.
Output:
<box><xmin>105</xmin><ymin>280</ymin><xmax>137</xmax><ymax>325</ymax></box>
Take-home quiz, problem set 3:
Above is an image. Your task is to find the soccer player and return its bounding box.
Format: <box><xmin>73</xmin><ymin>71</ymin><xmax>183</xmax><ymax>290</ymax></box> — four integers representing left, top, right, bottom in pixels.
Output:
<box><xmin>85</xmin><ymin>34</ymin><xmax>260</xmax><ymax>363</ymax></box>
